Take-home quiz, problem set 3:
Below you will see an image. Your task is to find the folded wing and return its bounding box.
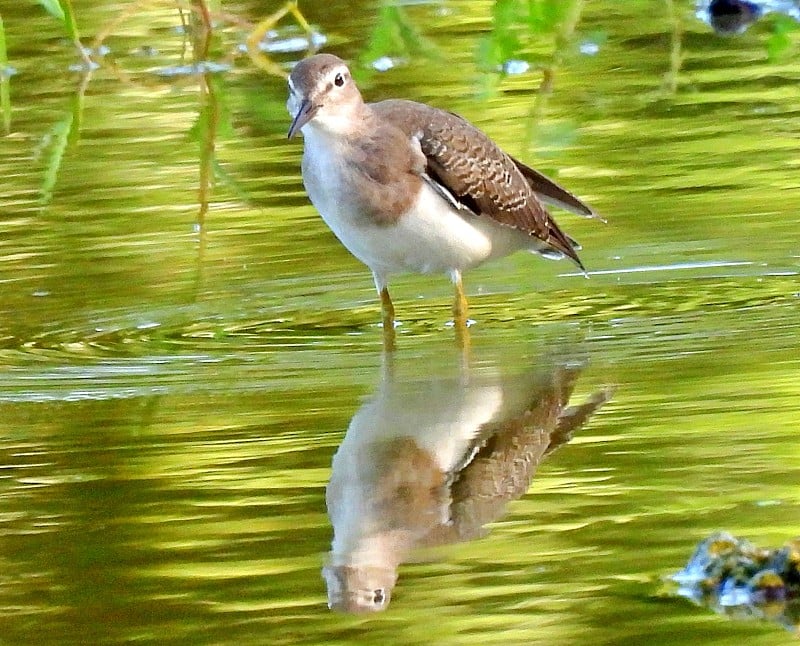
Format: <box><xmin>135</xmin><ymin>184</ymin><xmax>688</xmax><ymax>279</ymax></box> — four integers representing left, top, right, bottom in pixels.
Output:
<box><xmin>372</xmin><ymin>99</ymin><xmax>589</xmax><ymax>271</ymax></box>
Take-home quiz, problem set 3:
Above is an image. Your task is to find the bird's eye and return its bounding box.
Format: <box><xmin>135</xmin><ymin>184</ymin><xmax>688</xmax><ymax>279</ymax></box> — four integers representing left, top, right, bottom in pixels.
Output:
<box><xmin>372</xmin><ymin>589</ymin><xmax>385</xmax><ymax>605</ymax></box>
<box><xmin>334</xmin><ymin>72</ymin><xmax>345</xmax><ymax>87</ymax></box>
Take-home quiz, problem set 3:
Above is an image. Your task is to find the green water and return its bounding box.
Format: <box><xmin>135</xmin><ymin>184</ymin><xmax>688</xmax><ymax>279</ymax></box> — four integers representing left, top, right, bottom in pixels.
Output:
<box><xmin>1</xmin><ymin>1</ymin><xmax>799</xmax><ymax>644</ymax></box>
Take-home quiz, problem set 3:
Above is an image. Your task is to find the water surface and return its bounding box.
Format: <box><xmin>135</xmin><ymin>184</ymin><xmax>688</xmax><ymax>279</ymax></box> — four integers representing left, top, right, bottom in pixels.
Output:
<box><xmin>1</xmin><ymin>1</ymin><xmax>799</xmax><ymax>644</ymax></box>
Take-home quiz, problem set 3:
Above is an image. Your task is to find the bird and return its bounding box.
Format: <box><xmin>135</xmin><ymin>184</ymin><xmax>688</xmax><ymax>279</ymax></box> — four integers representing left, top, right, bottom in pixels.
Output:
<box><xmin>286</xmin><ymin>54</ymin><xmax>598</xmax><ymax>346</ymax></box>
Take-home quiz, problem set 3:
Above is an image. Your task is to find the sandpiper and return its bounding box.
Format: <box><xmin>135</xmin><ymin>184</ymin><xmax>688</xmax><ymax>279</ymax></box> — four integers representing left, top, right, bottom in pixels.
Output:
<box><xmin>287</xmin><ymin>54</ymin><xmax>597</xmax><ymax>344</ymax></box>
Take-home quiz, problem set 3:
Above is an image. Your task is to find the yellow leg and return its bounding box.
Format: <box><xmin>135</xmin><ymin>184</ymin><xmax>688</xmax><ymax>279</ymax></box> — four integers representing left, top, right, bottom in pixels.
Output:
<box><xmin>380</xmin><ymin>287</ymin><xmax>396</xmax><ymax>352</ymax></box>
<box><xmin>452</xmin><ymin>272</ymin><xmax>470</xmax><ymax>352</ymax></box>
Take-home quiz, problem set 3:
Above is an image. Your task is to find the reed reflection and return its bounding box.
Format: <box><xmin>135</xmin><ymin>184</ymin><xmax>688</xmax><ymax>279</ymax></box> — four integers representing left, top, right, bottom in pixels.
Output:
<box><xmin>323</xmin><ymin>348</ymin><xmax>613</xmax><ymax>613</ymax></box>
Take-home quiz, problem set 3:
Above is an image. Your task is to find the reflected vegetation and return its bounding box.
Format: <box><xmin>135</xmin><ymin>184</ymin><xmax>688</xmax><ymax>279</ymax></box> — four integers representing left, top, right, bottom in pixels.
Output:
<box><xmin>324</xmin><ymin>347</ymin><xmax>612</xmax><ymax>612</ymax></box>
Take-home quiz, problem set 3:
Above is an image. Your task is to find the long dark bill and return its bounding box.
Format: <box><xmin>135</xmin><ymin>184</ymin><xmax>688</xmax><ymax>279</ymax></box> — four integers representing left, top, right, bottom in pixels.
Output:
<box><xmin>287</xmin><ymin>99</ymin><xmax>318</xmax><ymax>139</ymax></box>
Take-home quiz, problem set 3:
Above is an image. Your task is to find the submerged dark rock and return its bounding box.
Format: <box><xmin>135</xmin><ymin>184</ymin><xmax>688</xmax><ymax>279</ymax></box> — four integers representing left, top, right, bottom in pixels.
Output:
<box><xmin>696</xmin><ymin>0</ymin><xmax>800</xmax><ymax>34</ymax></box>
<box><xmin>672</xmin><ymin>531</ymin><xmax>800</xmax><ymax>632</ymax></box>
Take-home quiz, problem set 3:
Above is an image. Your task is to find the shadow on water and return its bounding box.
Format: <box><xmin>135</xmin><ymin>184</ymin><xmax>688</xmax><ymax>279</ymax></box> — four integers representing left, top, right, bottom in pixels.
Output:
<box><xmin>324</xmin><ymin>345</ymin><xmax>613</xmax><ymax>613</ymax></box>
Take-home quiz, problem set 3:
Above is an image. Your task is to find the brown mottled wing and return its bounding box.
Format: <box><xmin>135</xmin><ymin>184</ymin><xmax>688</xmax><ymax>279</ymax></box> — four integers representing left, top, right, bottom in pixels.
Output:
<box><xmin>372</xmin><ymin>99</ymin><xmax>584</xmax><ymax>270</ymax></box>
<box><xmin>444</xmin><ymin>366</ymin><xmax>610</xmax><ymax>540</ymax></box>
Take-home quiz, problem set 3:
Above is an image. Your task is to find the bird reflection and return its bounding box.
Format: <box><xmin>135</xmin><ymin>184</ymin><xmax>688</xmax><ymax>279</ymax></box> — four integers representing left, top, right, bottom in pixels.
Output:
<box><xmin>322</xmin><ymin>348</ymin><xmax>613</xmax><ymax>613</ymax></box>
